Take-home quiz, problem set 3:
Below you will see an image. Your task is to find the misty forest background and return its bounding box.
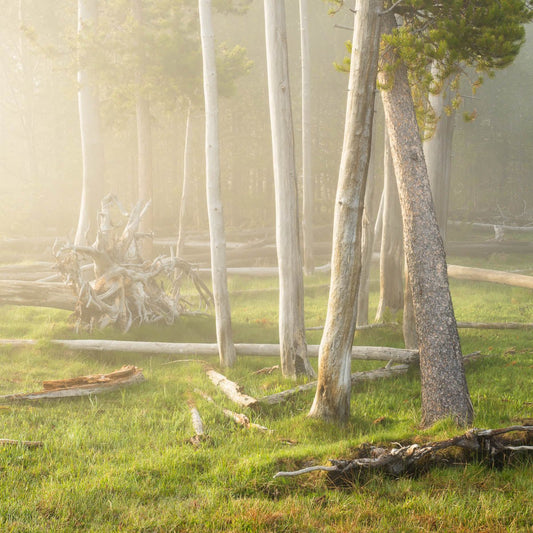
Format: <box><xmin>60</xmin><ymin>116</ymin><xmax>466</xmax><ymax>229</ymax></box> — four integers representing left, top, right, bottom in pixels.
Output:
<box><xmin>1</xmin><ymin>1</ymin><xmax>532</xmax><ymax>246</ymax></box>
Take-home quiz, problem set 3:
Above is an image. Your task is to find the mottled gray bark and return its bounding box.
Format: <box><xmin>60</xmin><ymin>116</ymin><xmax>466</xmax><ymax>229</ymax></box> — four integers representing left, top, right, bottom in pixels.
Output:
<box><xmin>264</xmin><ymin>0</ymin><xmax>313</xmax><ymax>378</ymax></box>
<box><xmin>379</xmin><ymin>15</ymin><xmax>473</xmax><ymax>427</ymax></box>
<box><xmin>308</xmin><ymin>0</ymin><xmax>382</xmax><ymax>423</ymax></box>
<box><xmin>376</xmin><ymin>127</ymin><xmax>403</xmax><ymax>321</ymax></box>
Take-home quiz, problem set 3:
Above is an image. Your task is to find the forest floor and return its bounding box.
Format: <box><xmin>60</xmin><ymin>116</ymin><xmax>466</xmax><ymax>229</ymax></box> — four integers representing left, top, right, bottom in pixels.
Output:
<box><xmin>0</xmin><ymin>256</ymin><xmax>532</xmax><ymax>532</ymax></box>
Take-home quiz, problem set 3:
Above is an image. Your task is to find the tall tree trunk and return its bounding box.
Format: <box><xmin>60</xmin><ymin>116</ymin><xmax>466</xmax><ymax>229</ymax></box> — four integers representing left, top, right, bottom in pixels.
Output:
<box><xmin>424</xmin><ymin>71</ymin><xmax>455</xmax><ymax>240</ymax></box>
<box><xmin>199</xmin><ymin>0</ymin><xmax>236</xmax><ymax>367</ymax></box>
<box><xmin>402</xmin><ymin>266</ymin><xmax>418</xmax><ymax>349</ymax></box>
<box><xmin>308</xmin><ymin>0</ymin><xmax>382</xmax><ymax>423</ymax></box>
<box><xmin>264</xmin><ymin>0</ymin><xmax>313</xmax><ymax>378</ymax></box>
<box><xmin>356</xmin><ymin>144</ymin><xmax>379</xmax><ymax>328</ymax></box>
<box><xmin>176</xmin><ymin>102</ymin><xmax>193</xmax><ymax>258</ymax></box>
<box><xmin>133</xmin><ymin>0</ymin><xmax>153</xmax><ymax>258</ymax></box>
<box><xmin>299</xmin><ymin>0</ymin><xmax>314</xmax><ymax>275</ymax></box>
<box><xmin>379</xmin><ymin>15</ymin><xmax>473</xmax><ymax>428</ymax></box>
<box><xmin>376</xmin><ymin>127</ymin><xmax>403</xmax><ymax>321</ymax></box>
<box><xmin>75</xmin><ymin>0</ymin><xmax>105</xmax><ymax>246</ymax></box>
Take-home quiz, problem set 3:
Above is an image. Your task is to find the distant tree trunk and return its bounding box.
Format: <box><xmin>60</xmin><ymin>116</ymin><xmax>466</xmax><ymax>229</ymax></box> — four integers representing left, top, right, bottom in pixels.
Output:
<box><xmin>177</xmin><ymin>102</ymin><xmax>193</xmax><ymax>258</ymax></box>
<box><xmin>379</xmin><ymin>14</ymin><xmax>473</xmax><ymax>428</ymax></box>
<box><xmin>133</xmin><ymin>0</ymin><xmax>153</xmax><ymax>258</ymax></box>
<box><xmin>356</xmin><ymin>143</ymin><xmax>379</xmax><ymax>328</ymax></box>
<box><xmin>376</xmin><ymin>128</ymin><xmax>403</xmax><ymax>321</ymax></box>
<box><xmin>308</xmin><ymin>0</ymin><xmax>382</xmax><ymax>423</ymax></box>
<box><xmin>75</xmin><ymin>0</ymin><xmax>105</xmax><ymax>246</ymax></box>
<box><xmin>424</xmin><ymin>71</ymin><xmax>455</xmax><ymax>240</ymax></box>
<box><xmin>299</xmin><ymin>0</ymin><xmax>314</xmax><ymax>275</ymax></box>
<box><xmin>264</xmin><ymin>0</ymin><xmax>313</xmax><ymax>378</ymax></box>
<box><xmin>199</xmin><ymin>0</ymin><xmax>236</xmax><ymax>367</ymax></box>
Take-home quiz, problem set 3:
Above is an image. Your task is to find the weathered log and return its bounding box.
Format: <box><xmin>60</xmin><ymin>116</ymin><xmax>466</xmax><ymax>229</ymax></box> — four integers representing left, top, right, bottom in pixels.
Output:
<box><xmin>204</xmin><ymin>368</ymin><xmax>258</xmax><ymax>408</ymax></box>
<box><xmin>0</xmin><ymin>281</ymin><xmax>76</xmax><ymax>310</ymax></box>
<box><xmin>0</xmin><ymin>438</ymin><xmax>43</xmax><ymax>448</ymax></box>
<box><xmin>448</xmin><ymin>220</ymin><xmax>533</xmax><ymax>234</ymax></box>
<box><xmin>273</xmin><ymin>426</ymin><xmax>533</xmax><ymax>480</ymax></box>
<box><xmin>448</xmin><ymin>264</ymin><xmax>533</xmax><ymax>290</ymax></box>
<box><xmin>0</xmin><ymin>339</ymin><xmax>418</xmax><ymax>364</ymax></box>
<box><xmin>0</xmin><ymin>365</ymin><xmax>145</xmax><ymax>401</ymax></box>
<box><xmin>186</xmin><ymin>398</ymin><xmax>207</xmax><ymax>446</ymax></box>
<box><xmin>259</xmin><ymin>365</ymin><xmax>411</xmax><ymax>405</ymax></box>
<box><xmin>457</xmin><ymin>322</ymin><xmax>533</xmax><ymax>330</ymax></box>
<box><xmin>195</xmin><ymin>389</ymin><xmax>269</xmax><ymax>431</ymax></box>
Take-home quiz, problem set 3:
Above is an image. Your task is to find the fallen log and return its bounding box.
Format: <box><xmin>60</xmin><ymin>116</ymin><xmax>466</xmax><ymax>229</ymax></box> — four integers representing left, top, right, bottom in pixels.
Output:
<box><xmin>204</xmin><ymin>368</ymin><xmax>258</xmax><ymax>408</ymax></box>
<box><xmin>0</xmin><ymin>365</ymin><xmax>145</xmax><ymax>401</ymax></box>
<box><xmin>0</xmin><ymin>281</ymin><xmax>76</xmax><ymax>310</ymax></box>
<box><xmin>195</xmin><ymin>389</ymin><xmax>269</xmax><ymax>431</ymax></box>
<box><xmin>0</xmin><ymin>339</ymin><xmax>418</xmax><ymax>364</ymax></box>
<box><xmin>273</xmin><ymin>426</ymin><xmax>533</xmax><ymax>481</ymax></box>
<box><xmin>187</xmin><ymin>398</ymin><xmax>207</xmax><ymax>446</ymax></box>
<box><xmin>457</xmin><ymin>322</ymin><xmax>533</xmax><ymax>330</ymax></box>
<box><xmin>259</xmin><ymin>365</ymin><xmax>411</xmax><ymax>405</ymax></box>
<box><xmin>0</xmin><ymin>438</ymin><xmax>43</xmax><ymax>448</ymax></box>
<box><xmin>448</xmin><ymin>265</ymin><xmax>533</xmax><ymax>290</ymax></box>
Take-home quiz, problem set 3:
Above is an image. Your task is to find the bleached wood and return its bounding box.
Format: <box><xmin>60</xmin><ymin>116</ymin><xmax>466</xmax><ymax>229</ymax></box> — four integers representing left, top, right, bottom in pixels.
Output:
<box><xmin>205</xmin><ymin>368</ymin><xmax>257</xmax><ymax>408</ymax></box>
<box><xmin>0</xmin><ymin>281</ymin><xmax>76</xmax><ymax>310</ymax></box>
<box><xmin>448</xmin><ymin>265</ymin><xmax>533</xmax><ymax>290</ymax></box>
<box><xmin>0</xmin><ymin>439</ymin><xmax>43</xmax><ymax>448</ymax></box>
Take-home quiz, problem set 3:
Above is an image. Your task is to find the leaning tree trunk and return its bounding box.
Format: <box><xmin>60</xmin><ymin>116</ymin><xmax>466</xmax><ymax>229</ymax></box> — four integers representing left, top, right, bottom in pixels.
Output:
<box><xmin>424</xmin><ymin>70</ymin><xmax>455</xmax><ymax>240</ymax></box>
<box><xmin>308</xmin><ymin>0</ymin><xmax>382</xmax><ymax>423</ymax></box>
<box><xmin>376</xmin><ymin>127</ymin><xmax>403</xmax><ymax>321</ymax></box>
<box><xmin>133</xmin><ymin>0</ymin><xmax>153</xmax><ymax>259</ymax></box>
<box><xmin>199</xmin><ymin>0</ymin><xmax>236</xmax><ymax>367</ymax></box>
<box><xmin>264</xmin><ymin>0</ymin><xmax>313</xmax><ymax>378</ymax></box>
<box><xmin>379</xmin><ymin>15</ymin><xmax>473</xmax><ymax>428</ymax></box>
<box><xmin>299</xmin><ymin>0</ymin><xmax>314</xmax><ymax>275</ymax></box>
<box><xmin>74</xmin><ymin>0</ymin><xmax>105</xmax><ymax>246</ymax></box>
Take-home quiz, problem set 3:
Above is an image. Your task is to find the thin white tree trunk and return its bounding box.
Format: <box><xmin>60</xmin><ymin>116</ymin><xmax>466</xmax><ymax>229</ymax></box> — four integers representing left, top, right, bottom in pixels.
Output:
<box><xmin>299</xmin><ymin>0</ymin><xmax>314</xmax><ymax>275</ymax></box>
<box><xmin>133</xmin><ymin>0</ymin><xmax>153</xmax><ymax>258</ymax></box>
<box><xmin>376</xmin><ymin>127</ymin><xmax>403</xmax><ymax>321</ymax></box>
<box><xmin>75</xmin><ymin>0</ymin><xmax>105</xmax><ymax>246</ymax></box>
<box><xmin>379</xmin><ymin>14</ymin><xmax>473</xmax><ymax>428</ymax></box>
<box><xmin>177</xmin><ymin>102</ymin><xmax>193</xmax><ymax>258</ymax></box>
<box><xmin>424</xmin><ymin>71</ymin><xmax>455</xmax><ymax>240</ymax></box>
<box><xmin>264</xmin><ymin>0</ymin><xmax>313</xmax><ymax>378</ymax></box>
<box><xmin>199</xmin><ymin>0</ymin><xmax>236</xmax><ymax>367</ymax></box>
<box><xmin>308</xmin><ymin>0</ymin><xmax>382</xmax><ymax>423</ymax></box>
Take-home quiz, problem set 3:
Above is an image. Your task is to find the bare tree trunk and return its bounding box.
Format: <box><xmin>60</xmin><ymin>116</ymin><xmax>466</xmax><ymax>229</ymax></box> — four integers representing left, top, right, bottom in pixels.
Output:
<box><xmin>177</xmin><ymin>102</ymin><xmax>193</xmax><ymax>258</ymax></box>
<box><xmin>376</xmin><ymin>127</ymin><xmax>403</xmax><ymax>321</ymax></box>
<box><xmin>356</xmin><ymin>148</ymin><xmax>379</xmax><ymax>327</ymax></box>
<box><xmin>299</xmin><ymin>0</ymin><xmax>314</xmax><ymax>275</ymax></box>
<box><xmin>379</xmin><ymin>15</ymin><xmax>473</xmax><ymax>428</ymax></box>
<box><xmin>133</xmin><ymin>0</ymin><xmax>153</xmax><ymax>258</ymax></box>
<box><xmin>424</xmin><ymin>69</ymin><xmax>455</xmax><ymax>240</ymax></box>
<box><xmin>264</xmin><ymin>0</ymin><xmax>313</xmax><ymax>378</ymax></box>
<box><xmin>308</xmin><ymin>0</ymin><xmax>382</xmax><ymax>423</ymax></box>
<box><xmin>199</xmin><ymin>0</ymin><xmax>236</xmax><ymax>367</ymax></box>
<box><xmin>75</xmin><ymin>0</ymin><xmax>105</xmax><ymax>246</ymax></box>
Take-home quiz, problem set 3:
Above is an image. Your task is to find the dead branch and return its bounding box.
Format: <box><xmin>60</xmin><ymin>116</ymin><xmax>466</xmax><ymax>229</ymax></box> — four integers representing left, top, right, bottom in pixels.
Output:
<box><xmin>0</xmin><ymin>365</ymin><xmax>145</xmax><ymax>402</ymax></box>
<box><xmin>274</xmin><ymin>426</ymin><xmax>533</xmax><ymax>480</ymax></box>
<box><xmin>259</xmin><ymin>365</ymin><xmax>410</xmax><ymax>406</ymax></box>
<box><xmin>0</xmin><ymin>439</ymin><xmax>43</xmax><ymax>448</ymax></box>
<box><xmin>253</xmin><ymin>365</ymin><xmax>279</xmax><ymax>375</ymax></box>
<box><xmin>204</xmin><ymin>368</ymin><xmax>258</xmax><ymax>409</ymax></box>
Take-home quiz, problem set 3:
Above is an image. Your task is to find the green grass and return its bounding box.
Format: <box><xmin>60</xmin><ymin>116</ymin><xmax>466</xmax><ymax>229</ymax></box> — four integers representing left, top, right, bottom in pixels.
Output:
<box><xmin>0</xmin><ymin>264</ymin><xmax>532</xmax><ymax>532</ymax></box>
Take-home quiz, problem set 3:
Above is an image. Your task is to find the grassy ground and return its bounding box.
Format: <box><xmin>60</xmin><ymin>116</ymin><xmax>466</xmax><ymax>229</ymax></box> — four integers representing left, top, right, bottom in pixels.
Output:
<box><xmin>0</xmin><ymin>265</ymin><xmax>532</xmax><ymax>532</ymax></box>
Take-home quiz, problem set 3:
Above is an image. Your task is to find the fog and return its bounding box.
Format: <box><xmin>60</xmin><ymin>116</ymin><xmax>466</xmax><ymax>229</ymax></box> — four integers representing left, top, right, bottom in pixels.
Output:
<box><xmin>0</xmin><ymin>1</ymin><xmax>531</xmax><ymax>243</ymax></box>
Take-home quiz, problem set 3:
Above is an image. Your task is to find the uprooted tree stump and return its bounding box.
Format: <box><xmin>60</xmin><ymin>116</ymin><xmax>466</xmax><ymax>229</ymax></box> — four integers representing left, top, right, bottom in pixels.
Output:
<box><xmin>274</xmin><ymin>426</ymin><xmax>533</xmax><ymax>483</ymax></box>
<box><xmin>55</xmin><ymin>195</ymin><xmax>212</xmax><ymax>332</ymax></box>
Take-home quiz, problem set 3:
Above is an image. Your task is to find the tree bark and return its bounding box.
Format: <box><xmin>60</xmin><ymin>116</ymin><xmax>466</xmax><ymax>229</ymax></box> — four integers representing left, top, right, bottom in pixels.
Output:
<box><xmin>299</xmin><ymin>0</ymin><xmax>314</xmax><ymax>275</ymax></box>
<box><xmin>376</xmin><ymin>127</ymin><xmax>403</xmax><ymax>321</ymax></box>
<box><xmin>263</xmin><ymin>0</ymin><xmax>313</xmax><ymax>378</ymax></box>
<box><xmin>379</xmin><ymin>14</ymin><xmax>473</xmax><ymax>427</ymax></box>
<box><xmin>75</xmin><ymin>0</ymin><xmax>105</xmax><ymax>246</ymax></box>
<box><xmin>308</xmin><ymin>0</ymin><xmax>382</xmax><ymax>423</ymax></box>
<box><xmin>424</xmin><ymin>70</ymin><xmax>455</xmax><ymax>240</ymax></box>
<box><xmin>199</xmin><ymin>0</ymin><xmax>236</xmax><ymax>367</ymax></box>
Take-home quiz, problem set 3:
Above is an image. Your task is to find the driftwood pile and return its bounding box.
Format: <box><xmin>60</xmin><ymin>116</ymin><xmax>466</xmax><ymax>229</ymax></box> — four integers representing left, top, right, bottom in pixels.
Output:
<box><xmin>54</xmin><ymin>195</ymin><xmax>212</xmax><ymax>332</ymax></box>
<box><xmin>274</xmin><ymin>426</ymin><xmax>533</xmax><ymax>482</ymax></box>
